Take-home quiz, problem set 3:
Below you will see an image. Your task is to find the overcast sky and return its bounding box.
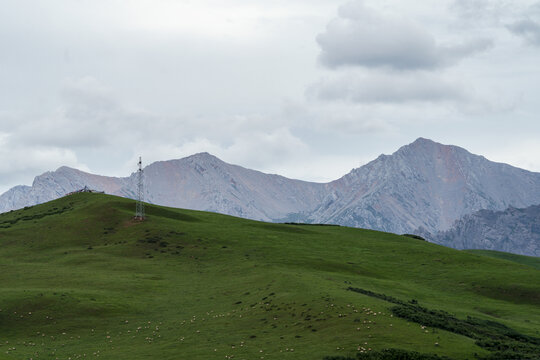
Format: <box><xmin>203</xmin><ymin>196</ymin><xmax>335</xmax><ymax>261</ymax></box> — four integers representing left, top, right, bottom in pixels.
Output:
<box><xmin>1</xmin><ymin>0</ymin><xmax>540</xmax><ymax>193</ymax></box>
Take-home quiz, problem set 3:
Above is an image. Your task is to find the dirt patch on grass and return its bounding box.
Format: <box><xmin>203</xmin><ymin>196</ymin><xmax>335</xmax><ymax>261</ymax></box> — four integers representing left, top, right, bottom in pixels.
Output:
<box><xmin>122</xmin><ymin>219</ymin><xmax>143</xmax><ymax>228</ymax></box>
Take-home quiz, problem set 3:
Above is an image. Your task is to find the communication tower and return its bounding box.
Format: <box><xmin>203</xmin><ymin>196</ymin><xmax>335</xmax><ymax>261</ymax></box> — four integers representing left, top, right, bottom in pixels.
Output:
<box><xmin>135</xmin><ymin>156</ymin><xmax>145</xmax><ymax>220</ymax></box>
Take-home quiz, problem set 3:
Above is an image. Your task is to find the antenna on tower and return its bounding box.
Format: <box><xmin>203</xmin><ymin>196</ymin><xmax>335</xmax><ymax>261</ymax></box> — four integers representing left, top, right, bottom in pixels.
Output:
<box><xmin>135</xmin><ymin>156</ymin><xmax>145</xmax><ymax>221</ymax></box>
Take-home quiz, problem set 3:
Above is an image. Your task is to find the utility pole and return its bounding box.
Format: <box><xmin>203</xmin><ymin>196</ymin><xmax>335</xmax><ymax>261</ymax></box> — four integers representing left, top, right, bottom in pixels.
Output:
<box><xmin>135</xmin><ymin>156</ymin><xmax>145</xmax><ymax>220</ymax></box>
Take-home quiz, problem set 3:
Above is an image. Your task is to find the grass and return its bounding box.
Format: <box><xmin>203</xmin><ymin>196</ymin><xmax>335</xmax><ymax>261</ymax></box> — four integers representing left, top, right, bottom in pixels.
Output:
<box><xmin>346</xmin><ymin>287</ymin><xmax>540</xmax><ymax>359</ymax></box>
<box><xmin>0</xmin><ymin>193</ymin><xmax>538</xmax><ymax>359</ymax></box>
<box><xmin>464</xmin><ymin>250</ymin><xmax>540</xmax><ymax>271</ymax></box>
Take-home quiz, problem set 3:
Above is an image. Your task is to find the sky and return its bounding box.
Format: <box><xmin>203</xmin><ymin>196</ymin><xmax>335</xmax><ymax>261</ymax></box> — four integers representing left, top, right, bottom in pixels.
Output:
<box><xmin>1</xmin><ymin>0</ymin><xmax>540</xmax><ymax>193</ymax></box>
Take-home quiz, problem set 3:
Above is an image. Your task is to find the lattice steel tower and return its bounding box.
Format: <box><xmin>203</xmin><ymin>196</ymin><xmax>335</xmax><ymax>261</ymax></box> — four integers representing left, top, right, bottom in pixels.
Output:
<box><xmin>135</xmin><ymin>156</ymin><xmax>145</xmax><ymax>220</ymax></box>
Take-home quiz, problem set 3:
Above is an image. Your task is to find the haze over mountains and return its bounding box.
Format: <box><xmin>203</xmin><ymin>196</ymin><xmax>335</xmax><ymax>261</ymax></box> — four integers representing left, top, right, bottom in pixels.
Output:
<box><xmin>1</xmin><ymin>138</ymin><xmax>540</xmax><ymax>255</ymax></box>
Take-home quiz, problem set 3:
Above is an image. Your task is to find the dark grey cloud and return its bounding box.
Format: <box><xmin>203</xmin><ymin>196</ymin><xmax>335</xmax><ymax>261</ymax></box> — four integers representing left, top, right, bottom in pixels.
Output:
<box><xmin>307</xmin><ymin>72</ymin><xmax>467</xmax><ymax>104</ymax></box>
<box><xmin>508</xmin><ymin>19</ymin><xmax>540</xmax><ymax>46</ymax></box>
<box><xmin>317</xmin><ymin>0</ymin><xmax>493</xmax><ymax>70</ymax></box>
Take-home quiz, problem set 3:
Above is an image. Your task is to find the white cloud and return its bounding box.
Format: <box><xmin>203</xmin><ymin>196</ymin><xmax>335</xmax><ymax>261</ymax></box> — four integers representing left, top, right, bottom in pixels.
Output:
<box><xmin>317</xmin><ymin>0</ymin><xmax>493</xmax><ymax>70</ymax></box>
<box><xmin>0</xmin><ymin>131</ymin><xmax>88</xmax><ymax>191</ymax></box>
<box><xmin>14</xmin><ymin>78</ymin><xmax>121</xmax><ymax>148</ymax></box>
<box><xmin>282</xmin><ymin>99</ymin><xmax>396</xmax><ymax>135</ymax></box>
<box><xmin>485</xmin><ymin>139</ymin><xmax>540</xmax><ymax>173</ymax></box>
<box><xmin>307</xmin><ymin>71</ymin><xmax>467</xmax><ymax>104</ymax></box>
<box><xmin>0</xmin><ymin>0</ymin><xmax>539</xmax><ymax>195</ymax></box>
<box><xmin>450</xmin><ymin>0</ymin><xmax>511</xmax><ymax>24</ymax></box>
<box><xmin>175</xmin><ymin>128</ymin><xmax>310</xmax><ymax>173</ymax></box>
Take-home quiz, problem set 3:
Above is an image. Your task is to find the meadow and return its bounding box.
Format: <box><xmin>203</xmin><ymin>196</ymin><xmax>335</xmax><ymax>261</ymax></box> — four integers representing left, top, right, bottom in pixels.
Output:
<box><xmin>0</xmin><ymin>193</ymin><xmax>538</xmax><ymax>359</ymax></box>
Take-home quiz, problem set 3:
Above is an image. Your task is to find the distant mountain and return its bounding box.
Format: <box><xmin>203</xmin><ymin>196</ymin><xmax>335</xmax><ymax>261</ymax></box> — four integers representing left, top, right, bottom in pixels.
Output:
<box><xmin>0</xmin><ymin>153</ymin><xmax>327</xmax><ymax>221</ymax></box>
<box><xmin>309</xmin><ymin>138</ymin><xmax>540</xmax><ymax>234</ymax></box>
<box><xmin>2</xmin><ymin>138</ymin><xmax>540</xmax><ymax>247</ymax></box>
<box><xmin>420</xmin><ymin>205</ymin><xmax>540</xmax><ymax>257</ymax></box>
<box><xmin>137</xmin><ymin>153</ymin><xmax>327</xmax><ymax>221</ymax></box>
<box><xmin>0</xmin><ymin>167</ymin><xmax>128</xmax><ymax>213</ymax></box>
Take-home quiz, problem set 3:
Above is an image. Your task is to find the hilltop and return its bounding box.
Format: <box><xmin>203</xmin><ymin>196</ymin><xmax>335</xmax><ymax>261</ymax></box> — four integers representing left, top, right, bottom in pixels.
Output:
<box><xmin>0</xmin><ymin>193</ymin><xmax>539</xmax><ymax>359</ymax></box>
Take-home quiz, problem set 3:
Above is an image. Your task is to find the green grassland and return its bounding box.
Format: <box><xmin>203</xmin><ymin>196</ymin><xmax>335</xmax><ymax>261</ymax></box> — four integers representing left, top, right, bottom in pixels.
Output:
<box><xmin>465</xmin><ymin>250</ymin><xmax>540</xmax><ymax>271</ymax></box>
<box><xmin>0</xmin><ymin>193</ymin><xmax>538</xmax><ymax>360</ymax></box>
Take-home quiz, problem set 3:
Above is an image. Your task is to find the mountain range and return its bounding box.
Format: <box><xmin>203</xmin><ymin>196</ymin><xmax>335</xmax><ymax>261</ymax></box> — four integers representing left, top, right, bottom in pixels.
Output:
<box><xmin>421</xmin><ymin>204</ymin><xmax>540</xmax><ymax>257</ymax></box>
<box><xmin>1</xmin><ymin>137</ymin><xmax>539</xmax><ymax>255</ymax></box>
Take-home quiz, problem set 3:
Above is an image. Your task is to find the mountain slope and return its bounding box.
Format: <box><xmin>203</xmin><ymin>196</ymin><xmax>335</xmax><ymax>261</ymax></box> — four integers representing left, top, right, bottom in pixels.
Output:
<box><xmin>0</xmin><ymin>193</ymin><xmax>539</xmax><ymax>359</ymax></box>
<box><xmin>0</xmin><ymin>166</ymin><xmax>128</xmax><ymax>213</ymax></box>
<box><xmin>140</xmin><ymin>153</ymin><xmax>327</xmax><ymax>221</ymax></box>
<box><xmin>310</xmin><ymin>138</ymin><xmax>540</xmax><ymax>234</ymax></box>
<box><xmin>426</xmin><ymin>204</ymin><xmax>540</xmax><ymax>256</ymax></box>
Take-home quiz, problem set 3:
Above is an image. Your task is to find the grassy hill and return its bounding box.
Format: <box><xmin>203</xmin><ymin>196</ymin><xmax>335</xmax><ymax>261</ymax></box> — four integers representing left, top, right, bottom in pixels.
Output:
<box><xmin>464</xmin><ymin>250</ymin><xmax>540</xmax><ymax>271</ymax></box>
<box><xmin>0</xmin><ymin>193</ymin><xmax>538</xmax><ymax>360</ymax></box>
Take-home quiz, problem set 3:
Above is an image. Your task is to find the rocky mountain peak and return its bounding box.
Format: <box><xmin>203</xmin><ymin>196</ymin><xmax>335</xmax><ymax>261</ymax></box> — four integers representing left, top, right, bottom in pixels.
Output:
<box><xmin>148</xmin><ymin>152</ymin><xmax>226</xmax><ymax>172</ymax></box>
<box><xmin>409</xmin><ymin>136</ymin><xmax>437</xmax><ymax>146</ymax></box>
<box><xmin>395</xmin><ymin>137</ymin><xmax>470</xmax><ymax>159</ymax></box>
<box><xmin>311</xmin><ymin>138</ymin><xmax>540</xmax><ymax>234</ymax></box>
<box><xmin>56</xmin><ymin>165</ymin><xmax>80</xmax><ymax>173</ymax></box>
<box><xmin>185</xmin><ymin>152</ymin><xmax>221</xmax><ymax>163</ymax></box>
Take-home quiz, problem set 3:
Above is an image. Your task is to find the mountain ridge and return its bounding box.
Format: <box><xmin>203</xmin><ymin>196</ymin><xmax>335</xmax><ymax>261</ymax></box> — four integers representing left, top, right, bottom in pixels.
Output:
<box><xmin>307</xmin><ymin>137</ymin><xmax>540</xmax><ymax>235</ymax></box>
<box><xmin>421</xmin><ymin>204</ymin><xmax>540</xmax><ymax>256</ymax></box>
<box><xmin>1</xmin><ymin>137</ymin><xmax>540</xmax><ymax>256</ymax></box>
